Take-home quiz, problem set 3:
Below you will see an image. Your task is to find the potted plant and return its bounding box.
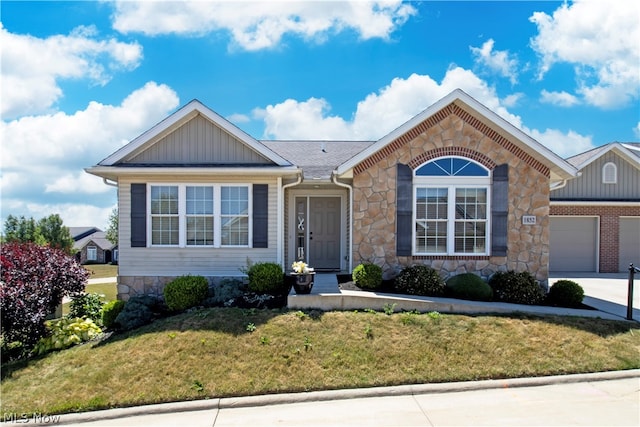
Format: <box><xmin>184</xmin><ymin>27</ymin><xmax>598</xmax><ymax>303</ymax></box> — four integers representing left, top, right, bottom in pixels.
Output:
<box><xmin>291</xmin><ymin>261</ymin><xmax>315</xmax><ymax>294</ymax></box>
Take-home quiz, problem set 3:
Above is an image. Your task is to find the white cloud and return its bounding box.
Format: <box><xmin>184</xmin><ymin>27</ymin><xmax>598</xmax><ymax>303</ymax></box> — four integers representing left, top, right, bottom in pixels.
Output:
<box><xmin>634</xmin><ymin>122</ymin><xmax>640</xmax><ymax>139</ymax></box>
<box><xmin>257</xmin><ymin>68</ymin><xmax>594</xmax><ymax>159</ymax></box>
<box><xmin>227</xmin><ymin>113</ymin><xmax>251</xmax><ymax>124</ymax></box>
<box><xmin>1</xmin><ymin>199</ymin><xmax>116</xmax><ymax>230</ymax></box>
<box><xmin>502</xmin><ymin>93</ymin><xmax>524</xmax><ymax>108</ymax></box>
<box><xmin>0</xmin><ymin>23</ymin><xmax>143</xmax><ymax>119</ymax></box>
<box><xmin>530</xmin><ymin>0</ymin><xmax>640</xmax><ymax>109</ymax></box>
<box><xmin>258</xmin><ymin>67</ymin><xmax>524</xmax><ymax>141</ymax></box>
<box><xmin>526</xmin><ymin>128</ymin><xmax>593</xmax><ymax>158</ymax></box>
<box><xmin>111</xmin><ymin>1</ymin><xmax>416</xmax><ymax>51</ymax></box>
<box><xmin>540</xmin><ymin>90</ymin><xmax>579</xmax><ymax>107</ymax></box>
<box><xmin>0</xmin><ymin>82</ymin><xmax>179</xmax><ymax>227</ymax></box>
<box><xmin>470</xmin><ymin>39</ymin><xmax>519</xmax><ymax>84</ymax></box>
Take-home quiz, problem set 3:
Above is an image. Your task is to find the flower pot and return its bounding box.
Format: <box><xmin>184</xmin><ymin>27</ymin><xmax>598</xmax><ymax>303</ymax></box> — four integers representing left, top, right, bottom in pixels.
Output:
<box><xmin>292</xmin><ymin>273</ymin><xmax>315</xmax><ymax>294</ymax></box>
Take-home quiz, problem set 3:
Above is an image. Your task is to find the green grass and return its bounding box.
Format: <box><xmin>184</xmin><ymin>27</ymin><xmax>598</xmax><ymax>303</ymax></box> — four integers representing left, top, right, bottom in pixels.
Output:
<box><xmin>62</xmin><ymin>283</ymin><xmax>117</xmax><ymax>316</ymax></box>
<box><xmin>83</xmin><ymin>264</ymin><xmax>118</xmax><ymax>279</ymax></box>
<box><xmin>2</xmin><ymin>308</ymin><xmax>639</xmax><ymax>416</ymax></box>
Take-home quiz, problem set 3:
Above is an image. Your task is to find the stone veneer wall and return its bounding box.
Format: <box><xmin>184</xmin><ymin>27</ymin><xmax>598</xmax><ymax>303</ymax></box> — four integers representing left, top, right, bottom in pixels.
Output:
<box><xmin>117</xmin><ymin>275</ymin><xmax>247</xmax><ymax>301</ymax></box>
<box><xmin>351</xmin><ymin>108</ymin><xmax>551</xmax><ymax>285</ymax></box>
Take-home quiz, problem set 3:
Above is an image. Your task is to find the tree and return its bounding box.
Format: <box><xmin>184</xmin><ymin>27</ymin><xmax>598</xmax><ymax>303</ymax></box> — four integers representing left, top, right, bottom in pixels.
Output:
<box><xmin>0</xmin><ymin>242</ymin><xmax>89</xmax><ymax>358</ymax></box>
<box><xmin>105</xmin><ymin>208</ymin><xmax>118</xmax><ymax>245</ymax></box>
<box><xmin>2</xmin><ymin>214</ymin><xmax>74</xmax><ymax>254</ymax></box>
<box><xmin>38</xmin><ymin>214</ymin><xmax>74</xmax><ymax>254</ymax></box>
<box><xmin>3</xmin><ymin>215</ymin><xmax>44</xmax><ymax>244</ymax></box>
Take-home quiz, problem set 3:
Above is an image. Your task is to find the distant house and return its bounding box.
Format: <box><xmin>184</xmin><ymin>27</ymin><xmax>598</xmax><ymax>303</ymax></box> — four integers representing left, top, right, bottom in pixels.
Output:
<box><xmin>87</xmin><ymin>89</ymin><xmax>583</xmax><ymax>300</ymax></box>
<box><xmin>69</xmin><ymin>227</ymin><xmax>117</xmax><ymax>264</ymax></box>
<box><xmin>550</xmin><ymin>143</ymin><xmax>640</xmax><ymax>273</ymax></box>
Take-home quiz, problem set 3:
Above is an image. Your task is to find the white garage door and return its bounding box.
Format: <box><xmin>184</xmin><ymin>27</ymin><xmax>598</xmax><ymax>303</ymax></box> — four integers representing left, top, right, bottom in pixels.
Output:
<box><xmin>619</xmin><ymin>217</ymin><xmax>640</xmax><ymax>272</ymax></box>
<box><xmin>550</xmin><ymin>217</ymin><xmax>598</xmax><ymax>272</ymax></box>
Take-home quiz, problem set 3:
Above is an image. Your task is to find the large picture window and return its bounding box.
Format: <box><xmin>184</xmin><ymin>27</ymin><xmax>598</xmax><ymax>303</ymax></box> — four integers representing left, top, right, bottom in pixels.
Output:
<box><xmin>414</xmin><ymin>157</ymin><xmax>490</xmax><ymax>255</ymax></box>
<box><xmin>149</xmin><ymin>184</ymin><xmax>250</xmax><ymax>247</ymax></box>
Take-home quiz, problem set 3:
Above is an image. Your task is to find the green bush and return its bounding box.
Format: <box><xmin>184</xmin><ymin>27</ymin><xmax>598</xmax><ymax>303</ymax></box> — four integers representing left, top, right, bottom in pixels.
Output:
<box><xmin>204</xmin><ymin>278</ymin><xmax>248</xmax><ymax>306</ymax></box>
<box><xmin>352</xmin><ymin>263</ymin><xmax>383</xmax><ymax>290</ymax></box>
<box><xmin>394</xmin><ymin>265</ymin><xmax>446</xmax><ymax>296</ymax></box>
<box><xmin>445</xmin><ymin>273</ymin><xmax>493</xmax><ymax>301</ymax></box>
<box><xmin>163</xmin><ymin>275</ymin><xmax>209</xmax><ymax>311</ymax></box>
<box><xmin>33</xmin><ymin>317</ymin><xmax>102</xmax><ymax>356</ymax></box>
<box><xmin>101</xmin><ymin>300</ymin><xmax>126</xmax><ymax>329</ymax></box>
<box><xmin>489</xmin><ymin>271</ymin><xmax>545</xmax><ymax>305</ymax></box>
<box><xmin>68</xmin><ymin>293</ymin><xmax>105</xmax><ymax>323</ymax></box>
<box><xmin>247</xmin><ymin>262</ymin><xmax>286</xmax><ymax>295</ymax></box>
<box><xmin>114</xmin><ymin>295</ymin><xmax>165</xmax><ymax>331</ymax></box>
<box><xmin>547</xmin><ymin>280</ymin><xmax>584</xmax><ymax>308</ymax></box>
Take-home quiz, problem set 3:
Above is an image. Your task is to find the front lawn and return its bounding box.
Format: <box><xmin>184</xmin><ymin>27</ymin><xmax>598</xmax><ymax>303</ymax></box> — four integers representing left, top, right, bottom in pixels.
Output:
<box><xmin>2</xmin><ymin>308</ymin><xmax>639</xmax><ymax>416</ymax></box>
<box><xmin>83</xmin><ymin>264</ymin><xmax>118</xmax><ymax>279</ymax></box>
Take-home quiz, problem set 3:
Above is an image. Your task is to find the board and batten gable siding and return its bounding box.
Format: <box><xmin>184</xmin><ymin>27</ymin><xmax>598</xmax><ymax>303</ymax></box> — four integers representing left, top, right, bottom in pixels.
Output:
<box><xmin>117</xmin><ymin>176</ymin><xmax>279</xmax><ymax>277</ymax></box>
<box><xmin>125</xmin><ymin>114</ymin><xmax>272</xmax><ymax>165</ymax></box>
<box><xmin>553</xmin><ymin>151</ymin><xmax>640</xmax><ymax>200</ymax></box>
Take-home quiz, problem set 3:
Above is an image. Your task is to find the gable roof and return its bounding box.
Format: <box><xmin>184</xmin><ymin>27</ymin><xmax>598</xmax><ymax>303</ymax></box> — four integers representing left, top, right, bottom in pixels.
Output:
<box><xmin>74</xmin><ymin>231</ymin><xmax>114</xmax><ymax>251</ymax></box>
<box><xmin>565</xmin><ymin>142</ymin><xmax>640</xmax><ymax>170</ymax></box>
<box><xmin>335</xmin><ymin>89</ymin><xmax>578</xmax><ymax>183</ymax></box>
<box><xmin>99</xmin><ymin>99</ymin><xmax>291</xmax><ymax>167</ymax></box>
<box><xmin>68</xmin><ymin>227</ymin><xmax>101</xmax><ymax>241</ymax></box>
<box><xmin>263</xmin><ymin>140</ymin><xmax>375</xmax><ymax>181</ymax></box>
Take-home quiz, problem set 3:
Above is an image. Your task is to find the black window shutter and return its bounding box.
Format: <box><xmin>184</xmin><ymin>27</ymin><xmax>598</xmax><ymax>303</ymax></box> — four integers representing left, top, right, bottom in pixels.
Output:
<box><xmin>252</xmin><ymin>184</ymin><xmax>268</xmax><ymax>248</ymax></box>
<box><xmin>491</xmin><ymin>164</ymin><xmax>509</xmax><ymax>257</ymax></box>
<box><xmin>130</xmin><ymin>184</ymin><xmax>147</xmax><ymax>248</ymax></box>
<box><xmin>396</xmin><ymin>163</ymin><xmax>413</xmax><ymax>256</ymax></box>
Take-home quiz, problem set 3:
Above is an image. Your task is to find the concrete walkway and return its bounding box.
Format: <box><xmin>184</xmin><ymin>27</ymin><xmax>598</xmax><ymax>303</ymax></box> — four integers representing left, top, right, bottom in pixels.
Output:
<box><xmin>289</xmin><ymin>273</ymin><xmax>639</xmax><ymax>322</ymax></box>
<box><xmin>52</xmin><ymin>370</ymin><xmax>640</xmax><ymax>426</ymax></box>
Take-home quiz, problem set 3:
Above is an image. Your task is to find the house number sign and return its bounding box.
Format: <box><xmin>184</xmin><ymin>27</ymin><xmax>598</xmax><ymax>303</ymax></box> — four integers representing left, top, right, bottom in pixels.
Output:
<box><xmin>522</xmin><ymin>215</ymin><xmax>536</xmax><ymax>225</ymax></box>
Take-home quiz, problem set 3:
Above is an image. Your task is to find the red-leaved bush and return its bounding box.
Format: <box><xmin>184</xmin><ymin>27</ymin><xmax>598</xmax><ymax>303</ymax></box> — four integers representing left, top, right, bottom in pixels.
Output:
<box><xmin>0</xmin><ymin>242</ymin><xmax>89</xmax><ymax>354</ymax></box>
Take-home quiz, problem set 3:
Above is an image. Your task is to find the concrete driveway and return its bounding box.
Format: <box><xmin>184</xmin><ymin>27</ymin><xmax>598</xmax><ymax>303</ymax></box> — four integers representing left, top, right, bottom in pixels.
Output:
<box><xmin>549</xmin><ymin>272</ymin><xmax>640</xmax><ymax>322</ymax></box>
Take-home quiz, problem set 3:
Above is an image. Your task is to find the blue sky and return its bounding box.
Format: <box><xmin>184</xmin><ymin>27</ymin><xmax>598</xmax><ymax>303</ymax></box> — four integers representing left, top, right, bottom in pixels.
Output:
<box><xmin>1</xmin><ymin>1</ymin><xmax>639</xmax><ymax>229</ymax></box>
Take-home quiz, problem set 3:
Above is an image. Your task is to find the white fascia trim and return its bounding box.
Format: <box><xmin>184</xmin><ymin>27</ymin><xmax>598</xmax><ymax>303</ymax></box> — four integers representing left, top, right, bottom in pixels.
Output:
<box><xmin>100</xmin><ymin>100</ymin><xmax>291</xmax><ymax>167</ymax></box>
<box><xmin>551</xmin><ymin>200</ymin><xmax>640</xmax><ymax>207</ymax></box>
<box><xmin>85</xmin><ymin>165</ymin><xmax>300</xmax><ymax>179</ymax></box>
<box><xmin>335</xmin><ymin>89</ymin><xmax>578</xmax><ymax>179</ymax></box>
<box><xmin>572</xmin><ymin>143</ymin><xmax>640</xmax><ymax>171</ymax></box>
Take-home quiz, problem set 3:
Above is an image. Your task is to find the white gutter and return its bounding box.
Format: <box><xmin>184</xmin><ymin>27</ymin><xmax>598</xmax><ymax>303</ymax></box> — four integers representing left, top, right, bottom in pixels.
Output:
<box><xmin>279</xmin><ymin>173</ymin><xmax>303</xmax><ymax>268</ymax></box>
<box><xmin>332</xmin><ymin>173</ymin><xmax>353</xmax><ymax>273</ymax></box>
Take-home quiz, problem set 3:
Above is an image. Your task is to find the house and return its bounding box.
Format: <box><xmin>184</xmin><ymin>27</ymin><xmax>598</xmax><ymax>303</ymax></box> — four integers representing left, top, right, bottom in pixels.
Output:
<box><xmin>69</xmin><ymin>227</ymin><xmax>117</xmax><ymax>264</ymax></box>
<box><xmin>550</xmin><ymin>143</ymin><xmax>640</xmax><ymax>273</ymax></box>
<box><xmin>86</xmin><ymin>89</ymin><xmax>580</xmax><ymax>301</ymax></box>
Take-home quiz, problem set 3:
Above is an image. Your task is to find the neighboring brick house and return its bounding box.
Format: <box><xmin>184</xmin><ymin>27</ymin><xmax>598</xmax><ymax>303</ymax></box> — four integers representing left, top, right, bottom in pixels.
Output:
<box><xmin>550</xmin><ymin>143</ymin><xmax>640</xmax><ymax>273</ymax></box>
<box><xmin>70</xmin><ymin>227</ymin><xmax>117</xmax><ymax>264</ymax></box>
<box><xmin>86</xmin><ymin>89</ymin><xmax>579</xmax><ymax>300</ymax></box>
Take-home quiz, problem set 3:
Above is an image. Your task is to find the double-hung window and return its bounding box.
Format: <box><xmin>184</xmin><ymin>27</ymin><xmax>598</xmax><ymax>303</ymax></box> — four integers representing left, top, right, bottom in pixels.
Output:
<box><xmin>87</xmin><ymin>245</ymin><xmax>97</xmax><ymax>261</ymax></box>
<box><xmin>149</xmin><ymin>184</ymin><xmax>250</xmax><ymax>247</ymax></box>
<box><xmin>414</xmin><ymin>157</ymin><xmax>490</xmax><ymax>255</ymax></box>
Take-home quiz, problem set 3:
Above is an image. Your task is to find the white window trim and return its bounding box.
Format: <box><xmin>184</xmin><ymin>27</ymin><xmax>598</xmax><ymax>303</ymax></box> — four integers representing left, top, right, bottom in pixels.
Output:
<box><xmin>87</xmin><ymin>245</ymin><xmax>97</xmax><ymax>261</ymax></box>
<box><xmin>147</xmin><ymin>183</ymin><xmax>252</xmax><ymax>248</ymax></box>
<box><xmin>602</xmin><ymin>162</ymin><xmax>617</xmax><ymax>184</ymax></box>
<box><xmin>412</xmin><ymin>157</ymin><xmax>491</xmax><ymax>256</ymax></box>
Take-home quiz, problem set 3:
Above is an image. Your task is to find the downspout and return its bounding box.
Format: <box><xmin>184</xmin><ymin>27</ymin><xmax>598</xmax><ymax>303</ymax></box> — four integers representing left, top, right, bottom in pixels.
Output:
<box><xmin>332</xmin><ymin>172</ymin><xmax>353</xmax><ymax>273</ymax></box>
<box><xmin>279</xmin><ymin>173</ymin><xmax>303</xmax><ymax>267</ymax></box>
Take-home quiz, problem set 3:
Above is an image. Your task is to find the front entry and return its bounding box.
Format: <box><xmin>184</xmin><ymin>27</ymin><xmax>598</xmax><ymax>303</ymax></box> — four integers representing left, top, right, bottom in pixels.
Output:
<box><xmin>295</xmin><ymin>196</ymin><xmax>341</xmax><ymax>271</ymax></box>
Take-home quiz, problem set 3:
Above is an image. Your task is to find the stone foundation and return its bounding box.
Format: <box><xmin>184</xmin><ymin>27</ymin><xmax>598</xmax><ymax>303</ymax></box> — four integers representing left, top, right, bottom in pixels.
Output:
<box><xmin>117</xmin><ymin>275</ymin><xmax>247</xmax><ymax>301</ymax></box>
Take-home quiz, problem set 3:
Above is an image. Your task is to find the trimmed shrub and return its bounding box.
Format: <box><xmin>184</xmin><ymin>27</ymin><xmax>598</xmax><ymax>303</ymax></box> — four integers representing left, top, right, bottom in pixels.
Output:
<box><xmin>547</xmin><ymin>280</ymin><xmax>584</xmax><ymax>308</ymax></box>
<box><xmin>69</xmin><ymin>293</ymin><xmax>105</xmax><ymax>323</ymax></box>
<box><xmin>394</xmin><ymin>265</ymin><xmax>446</xmax><ymax>296</ymax></box>
<box><xmin>101</xmin><ymin>300</ymin><xmax>126</xmax><ymax>329</ymax></box>
<box><xmin>0</xmin><ymin>242</ymin><xmax>89</xmax><ymax>353</ymax></box>
<box><xmin>33</xmin><ymin>317</ymin><xmax>102</xmax><ymax>356</ymax></box>
<box><xmin>114</xmin><ymin>295</ymin><xmax>165</xmax><ymax>331</ymax></box>
<box><xmin>352</xmin><ymin>263</ymin><xmax>383</xmax><ymax>290</ymax></box>
<box><xmin>204</xmin><ymin>278</ymin><xmax>248</xmax><ymax>307</ymax></box>
<box><xmin>163</xmin><ymin>275</ymin><xmax>209</xmax><ymax>311</ymax></box>
<box><xmin>489</xmin><ymin>271</ymin><xmax>545</xmax><ymax>305</ymax></box>
<box><xmin>247</xmin><ymin>262</ymin><xmax>286</xmax><ymax>295</ymax></box>
<box><xmin>446</xmin><ymin>273</ymin><xmax>493</xmax><ymax>301</ymax></box>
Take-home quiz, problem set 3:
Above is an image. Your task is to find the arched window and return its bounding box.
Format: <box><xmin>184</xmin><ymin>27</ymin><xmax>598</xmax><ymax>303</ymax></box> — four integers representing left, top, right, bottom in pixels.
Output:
<box><xmin>413</xmin><ymin>157</ymin><xmax>490</xmax><ymax>255</ymax></box>
<box><xmin>602</xmin><ymin>162</ymin><xmax>617</xmax><ymax>184</ymax></box>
